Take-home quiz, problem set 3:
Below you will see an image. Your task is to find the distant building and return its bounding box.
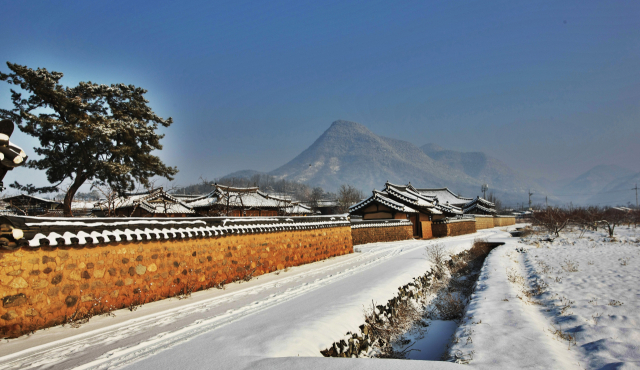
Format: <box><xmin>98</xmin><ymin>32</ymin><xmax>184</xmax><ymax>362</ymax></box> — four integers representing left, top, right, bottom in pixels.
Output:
<box><xmin>350</xmin><ymin>182</ymin><xmax>443</xmax><ymax>238</ymax></box>
<box><xmin>1</xmin><ymin>194</ymin><xmax>61</xmax><ymax>216</ymax></box>
<box><xmin>462</xmin><ymin>196</ymin><xmax>497</xmax><ymax>215</ymax></box>
<box><xmin>185</xmin><ymin>184</ymin><xmax>315</xmax><ymax>217</ymax></box>
<box><xmin>112</xmin><ymin>188</ymin><xmax>195</xmax><ymax>217</ymax></box>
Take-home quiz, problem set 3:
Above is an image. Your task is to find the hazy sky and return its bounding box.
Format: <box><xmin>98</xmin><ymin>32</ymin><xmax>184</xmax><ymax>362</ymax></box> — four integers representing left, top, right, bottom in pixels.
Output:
<box><xmin>2</xmin><ymin>0</ymin><xmax>639</xmax><ymax>190</ymax></box>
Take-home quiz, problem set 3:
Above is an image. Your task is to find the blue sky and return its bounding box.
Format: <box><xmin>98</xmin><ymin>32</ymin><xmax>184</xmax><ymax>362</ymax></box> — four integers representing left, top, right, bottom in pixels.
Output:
<box><xmin>1</xmin><ymin>0</ymin><xmax>639</xmax><ymax>189</ymax></box>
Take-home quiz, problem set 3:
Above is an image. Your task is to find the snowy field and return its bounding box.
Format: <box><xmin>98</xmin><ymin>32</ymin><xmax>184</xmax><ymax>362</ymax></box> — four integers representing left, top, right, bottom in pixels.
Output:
<box><xmin>7</xmin><ymin>223</ymin><xmax>638</xmax><ymax>369</ymax></box>
<box><xmin>449</xmin><ymin>225</ymin><xmax>640</xmax><ymax>369</ymax></box>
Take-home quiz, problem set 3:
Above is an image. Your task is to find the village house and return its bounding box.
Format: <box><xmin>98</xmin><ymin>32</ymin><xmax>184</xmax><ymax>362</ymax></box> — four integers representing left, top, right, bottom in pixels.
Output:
<box><xmin>349</xmin><ymin>182</ymin><xmax>443</xmax><ymax>238</ymax></box>
<box><xmin>185</xmin><ymin>184</ymin><xmax>314</xmax><ymax>217</ymax></box>
<box><xmin>111</xmin><ymin>188</ymin><xmax>195</xmax><ymax>217</ymax></box>
<box><xmin>462</xmin><ymin>196</ymin><xmax>497</xmax><ymax>215</ymax></box>
<box><xmin>414</xmin><ymin>187</ymin><xmax>470</xmax><ymax>217</ymax></box>
<box><xmin>1</xmin><ymin>194</ymin><xmax>61</xmax><ymax>216</ymax></box>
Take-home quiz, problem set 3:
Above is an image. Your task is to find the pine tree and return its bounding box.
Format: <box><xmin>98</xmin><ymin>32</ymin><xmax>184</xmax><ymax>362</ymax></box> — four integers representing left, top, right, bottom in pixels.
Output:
<box><xmin>0</xmin><ymin>62</ymin><xmax>178</xmax><ymax>216</ymax></box>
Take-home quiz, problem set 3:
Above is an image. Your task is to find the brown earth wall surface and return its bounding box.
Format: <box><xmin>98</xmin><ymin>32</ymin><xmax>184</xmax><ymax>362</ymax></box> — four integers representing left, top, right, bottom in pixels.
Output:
<box><xmin>432</xmin><ymin>221</ymin><xmax>477</xmax><ymax>238</ymax></box>
<box><xmin>351</xmin><ymin>225</ymin><xmax>413</xmax><ymax>246</ymax></box>
<box><xmin>474</xmin><ymin>217</ymin><xmax>494</xmax><ymax>230</ymax></box>
<box><xmin>0</xmin><ymin>227</ymin><xmax>352</xmax><ymax>338</ymax></box>
<box><xmin>494</xmin><ymin>217</ymin><xmax>516</xmax><ymax>227</ymax></box>
<box><xmin>420</xmin><ymin>221</ymin><xmax>433</xmax><ymax>239</ymax></box>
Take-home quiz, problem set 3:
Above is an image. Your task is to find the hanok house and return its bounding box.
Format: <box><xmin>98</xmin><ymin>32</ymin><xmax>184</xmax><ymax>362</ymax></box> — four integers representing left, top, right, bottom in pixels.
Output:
<box><xmin>1</xmin><ymin>194</ymin><xmax>61</xmax><ymax>216</ymax></box>
<box><xmin>349</xmin><ymin>182</ymin><xmax>443</xmax><ymax>238</ymax></box>
<box><xmin>185</xmin><ymin>184</ymin><xmax>301</xmax><ymax>217</ymax></box>
<box><xmin>462</xmin><ymin>196</ymin><xmax>497</xmax><ymax>215</ymax></box>
<box><xmin>413</xmin><ymin>187</ymin><xmax>470</xmax><ymax>217</ymax></box>
<box><xmin>112</xmin><ymin>188</ymin><xmax>195</xmax><ymax>217</ymax></box>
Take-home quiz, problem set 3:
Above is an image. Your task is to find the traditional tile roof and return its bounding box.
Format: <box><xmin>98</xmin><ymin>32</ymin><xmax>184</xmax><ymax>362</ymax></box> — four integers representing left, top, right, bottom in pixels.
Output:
<box><xmin>186</xmin><ymin>185</ymin><xmax>288</xmax><ymax>210</ymax></box>
<box><xmin>350</xmin><ymin>218</ymin><xmax>413</xmax><ymax>229</ymax></box>
<box><xmin>383</xmin><ymin>182</ymin><xmax>440</xmax><ymax>211</ymax></box>
<box><xmin>462</xmin><ymin>197</ymin><xmax>496</xmax><ymax>215</ymax></box>
<box><xmin>350</xmin><ymin>190</ymin><xmax>418</xmax><ymax>214</ymax></box>
<box><xmin>115</xmin><ymin>188</ymin><xmax>195</xmax><ymax>215</ymax></box>
<box><xmin>414</xmin><ymin>187</ymin><xmax>472</xmax><ymax>207</ymax></box>
<box><xmin>0</xmin><ymin>215</ymin><xmax>350</xmax><ymax>249</ymax></box>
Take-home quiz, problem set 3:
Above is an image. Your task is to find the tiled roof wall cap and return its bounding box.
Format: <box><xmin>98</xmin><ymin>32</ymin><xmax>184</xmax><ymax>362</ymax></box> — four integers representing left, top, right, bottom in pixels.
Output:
<box><xmin>1</xmin><ymin>215</ymin><xmax>350</xmax><ymax>249</ymax></box>
<box><xmin>350</xmin><ymin>219</ymin><xmax>412</xmax><ymax>229</ymax></box>
<box><xmin>433</xmin><ymin>217</ymin><xmax>476</xmax><ymax>224</ymax></box>
<box><xmin>471</xmin><ymin>214</ymin><xmax>494</xmax><ymax>218</ymax></box>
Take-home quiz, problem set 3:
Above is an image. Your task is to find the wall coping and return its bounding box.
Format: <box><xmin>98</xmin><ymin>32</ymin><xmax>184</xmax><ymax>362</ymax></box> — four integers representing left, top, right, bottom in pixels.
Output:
<box><xmin>350</xmin><ymin>219</ymin><xmax>412</xmax><ymax>229</ymax></box>
<box><xmin>433</xmin><ymin>218</ymin><xmax>477</xmax><ymax>224</ymax></box>
<box><xmin>0</xmin><ymin>215</ymin><xmax>351</xmax><ymax>250</ymax></box>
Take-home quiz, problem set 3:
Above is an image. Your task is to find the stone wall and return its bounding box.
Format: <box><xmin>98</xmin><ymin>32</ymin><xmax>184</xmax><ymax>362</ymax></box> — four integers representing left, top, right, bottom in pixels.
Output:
<box><xmin>474</xmin><ymin>216</ymin><xmax>494</xmax><ymax>230</ymax></box>
<box><xmin>432</xmin><ymin>219</ymin><xmax>477</xmax><ymax>238</ymax></box>
<box><xmin>351</xmin><ymin>224</ymin><xmax>413</xmax><ymax>246</ymax></box>
<box><xmin>0</xmin><ymin>218</ymin><xmax>352</xmax><ymax>338</ymax></box>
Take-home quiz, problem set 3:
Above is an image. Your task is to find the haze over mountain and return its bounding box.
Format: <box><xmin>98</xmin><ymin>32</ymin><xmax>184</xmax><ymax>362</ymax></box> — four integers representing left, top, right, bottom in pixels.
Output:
<box><xmin>557</xmin><ymin>165</ymin><xmax>635</xmax><ymax>205</ymax></box>
<box><xmin>219</xmin><ymin>121</ymin><xmax>639</xmax><ymax>207</ymax></box>
<box><xmin>265</xmin><ymin>120</ymin><xmax>541</xmax><ymax>204</ymax></box>
<box><xmin>585</xmin><ymin>170</ymin><xmax>640</xmax><ymax>207</ymax></box>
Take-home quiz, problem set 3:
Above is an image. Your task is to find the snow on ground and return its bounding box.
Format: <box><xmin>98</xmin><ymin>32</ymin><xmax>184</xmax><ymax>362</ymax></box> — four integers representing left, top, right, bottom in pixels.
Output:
<box><xmin>448</xmin><ymin>225</ymin><xmax>640</xmax><ymax>369</ymax></box>
<box><xmin>0</xmin><ymin>228</ymin><xmax>509</xmax><ymax>370</ymax></box>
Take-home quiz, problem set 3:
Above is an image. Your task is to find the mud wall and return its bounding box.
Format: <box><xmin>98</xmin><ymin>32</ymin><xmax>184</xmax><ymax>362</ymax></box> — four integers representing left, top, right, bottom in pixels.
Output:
<box><xmin>494</xmin><ymin>216</ymin><xmax>516</xmax><ymax>227</ymax></box>
<box><xmin>351</xmin><ymin>225</ymin><xmax>413</xmax><ymax>246</ymax></box>
<box><xmin>420</xmin><ymin>221</ymin><xmax>433</xmax><ymax>239</ymax></box>
<box><xmin>0</xmin><ymin>226</ymin><xmax>352</xmax><ymax>338</ymax></box>
<box><xmin>474</xmin><ymin>216</ymin><xmax>494</xmax><ymax>230</ymax></box>
<box><xmin>432</xmin><ymin>220</ymin><xmax>476</xmax><ymax>238</ymax></box>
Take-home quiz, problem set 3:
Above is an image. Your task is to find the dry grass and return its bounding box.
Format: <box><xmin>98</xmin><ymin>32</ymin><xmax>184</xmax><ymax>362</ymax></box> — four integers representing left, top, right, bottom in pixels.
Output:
<box><xmin>561</xmin><ymin>259</ymin><xmax>579</xmax><ymax>272</ymax></box>
<box><xmin>549</xmin><ymin>324</ymin><xmax>577</xmax><ymax>348</ymax></box>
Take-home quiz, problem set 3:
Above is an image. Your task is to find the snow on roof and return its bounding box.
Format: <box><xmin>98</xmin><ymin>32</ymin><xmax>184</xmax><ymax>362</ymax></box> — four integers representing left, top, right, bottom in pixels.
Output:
<box><xmin>463</xmin><ymin>202</ymin><xmax>497</xmax><ymax>215</ymax></box>
<box><xmin>186</xmin><ymin>185</ymin><xmax>292</xmax><ymax>210</ymax></box>
<box><xmin>4</xmin><ymin>215</ymin><xmax>350</xmax><ymax>247</ymax></box>
<box><xmin>350</xmin><ymin>218</ymin><xmax>413</xmax><ymax>229</ymax></box>
<box><xmin>287</xmin><ymin>202</ymin><xmax>316</xmax><ymax>215</ymax></box>
<box><xmin>71</xmin><ymin>201</ymin><xmax>99</xmax><ymax>210</ymax></box>
<box><xmin>116</xmin><ymin>188</ymin><xmax>195</xmax><ymax>214</ymax></box>
<box><xmin>384</xmin><ymin>182</ymin><xmax>439</xmax><ymax>209</ymax></box>
<box><xmin>462</xmin><ymin>197</ymin><xmax>496</xmax><ymax>214</ymax></box>
<box><xmin>349</xmin><ymin>190</ymin><xmax>418</xmax><ymax>214</ymax></box>
<box><xmin>2</xmin><ymin>194</ymin><xmax>61</xmax><ymax>204</ymax></box>
<box><xmin>414</xmin><ymin>187</ymin><xmax>472</xmax><ymax>206</ymax></box>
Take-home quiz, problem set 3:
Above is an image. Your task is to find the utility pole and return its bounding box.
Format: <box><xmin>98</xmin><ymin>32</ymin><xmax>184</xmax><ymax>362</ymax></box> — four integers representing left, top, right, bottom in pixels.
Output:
<box><xmin>545</xmin><ymin>196</ymin><xmax>548</xmax><ymax>208</ymax></box>
<box><xmin>633</xmin><ymin>183</ymin><xmax>638</xmax><ymax>209</ymax></box>
<box><xmin>528</xmin><ymin>189</ymin><xmax>533</xmax><ymax>210</ymax></box>
<box><xmin>481</xmin><ymin>184</ymin><xmax>488</xmax><ymax>199</ymax></box>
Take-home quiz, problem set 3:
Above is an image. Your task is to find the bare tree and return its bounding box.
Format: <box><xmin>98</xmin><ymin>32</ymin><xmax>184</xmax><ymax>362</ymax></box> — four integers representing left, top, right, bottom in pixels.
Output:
<box><xmin>598</xmin><ymin>208</ymin><xmax>629</xmax><ymax>238</ymax></box>
<box><xmin>337</xmin><ymin>184</ymin><xmax>364</xmax><ymax>213</ymax></box>
<box><xmin>533</xmin><ymin>207</ymin><xmax>570</xmax><ymax>237</ymax></box>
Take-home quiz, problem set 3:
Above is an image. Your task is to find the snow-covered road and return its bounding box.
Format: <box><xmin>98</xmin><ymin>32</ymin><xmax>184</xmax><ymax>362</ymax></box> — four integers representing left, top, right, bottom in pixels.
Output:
<box><xmin>0</xmin><ymin>228</ymin><xmax>510</xmax><ymax>370</ymax></box>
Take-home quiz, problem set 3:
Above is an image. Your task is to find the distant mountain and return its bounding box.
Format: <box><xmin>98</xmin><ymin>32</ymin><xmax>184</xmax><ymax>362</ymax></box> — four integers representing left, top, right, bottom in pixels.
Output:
<box><xmin>559</xmin><ymin>165</ymin><xmax>635</xmax><ymax>205</ymax></box>
<box><xmin>420</xmin><ymin>143</ymin><xmax>537</xmax><ymax>194</ymax></box>
<box><xmin>268</xmin><ymin>120</ymin><xmax>540</xmax><ymax>204</ymax></box>
<box><xmin>220</xmin><ymin>170</ymin><xmax>266</xmax><ymax>180</ymax></box>
<box><xmin>586</xmin><ymin>170</ymin><xmax>640</xmax><ymax>207</ymax></box>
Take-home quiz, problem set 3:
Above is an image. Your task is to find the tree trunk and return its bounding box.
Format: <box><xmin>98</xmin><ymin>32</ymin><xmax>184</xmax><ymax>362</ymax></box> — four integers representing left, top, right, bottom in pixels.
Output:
<box><xmin>63</xmin><ymin>173</ymin><xmax>89</xmax><ymax>217</ymax></box>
